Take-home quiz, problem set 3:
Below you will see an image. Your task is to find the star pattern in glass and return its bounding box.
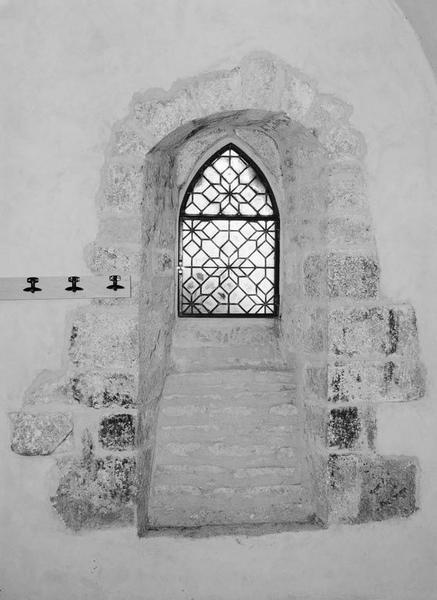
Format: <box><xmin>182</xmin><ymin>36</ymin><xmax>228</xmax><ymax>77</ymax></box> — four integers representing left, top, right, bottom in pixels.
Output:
<box><xmin>179</xmin><ymin>145</ymin><xmax>279</xmax><ymax>316</ymax></box>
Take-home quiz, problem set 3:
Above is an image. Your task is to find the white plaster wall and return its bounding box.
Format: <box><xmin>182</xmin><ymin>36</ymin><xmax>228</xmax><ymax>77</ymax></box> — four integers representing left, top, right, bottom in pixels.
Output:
<box><xmin>1</xmin><ymin>0</ymin><xmax>437</xmax><ymax>598</ymax></box>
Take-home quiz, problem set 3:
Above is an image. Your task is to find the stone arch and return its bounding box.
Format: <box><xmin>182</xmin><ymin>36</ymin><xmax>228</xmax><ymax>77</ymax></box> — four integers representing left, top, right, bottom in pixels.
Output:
<box><xmin>10</xmin><ymin>52</ymin><xmax>424</xmax><ymax>534</ymax></box>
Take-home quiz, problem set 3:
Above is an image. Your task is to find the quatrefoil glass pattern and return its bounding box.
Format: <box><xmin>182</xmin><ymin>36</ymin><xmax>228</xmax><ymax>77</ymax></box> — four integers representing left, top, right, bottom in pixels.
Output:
<box><xmin>179</xmin><ymin>145</ymin><xmax>279</xmax><ymax>316</ymax></box>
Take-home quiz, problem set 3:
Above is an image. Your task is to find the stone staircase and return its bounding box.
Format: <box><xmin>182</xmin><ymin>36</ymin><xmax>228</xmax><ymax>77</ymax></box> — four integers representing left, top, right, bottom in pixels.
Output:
<box><xmin>148</xmin><ymin>319</ymin><xmax>311</xmax><ymax>529</ymax></box>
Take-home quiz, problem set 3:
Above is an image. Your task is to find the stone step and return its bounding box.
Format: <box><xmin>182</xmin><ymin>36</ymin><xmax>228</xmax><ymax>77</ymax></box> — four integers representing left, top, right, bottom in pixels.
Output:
<box><xmin>171</xmin><ymin>318</ymin><xmax>287</xmax><ymax>372</ymax></box>
<box><xmin>163</xmin><ymin>369</ymin><xmax>297</xmax><ymax>396</ymax></box>
<box><xmin>172</xmin><ymin>318</ymin><xmax>281</xmax><ymax>348</ymax></box>
<box><xmin>162</xmin><ymin>389</ymin><xmax>296</xmax><ymax>407</ymax></box>
<box><xmin>171</xmin><ymin>343</ymin><xmax>287</xmax><ymax>372</ymax></box>
<box><xmin>153</xmin><ymin>464</ymin><xmax>302</xmax><ymax>488</ymax></box>
<box><xmin>154</xmin><ymin>441</ymin><xmax>299</xmax><ymax>469</ymax></box>
<box><xmin>159</xmin><ymin>400</ymin><xmax>299</xmax><ymax>426</ymax></box>
<box><xmin>148</xmin><ymin>483</ymin><xmax>309</xmax><ymax>527</ymax></box>
<box><xmin>157</xmin><ymin>420</ymin><xmax>300</xmax><ymax>442</ymax></box>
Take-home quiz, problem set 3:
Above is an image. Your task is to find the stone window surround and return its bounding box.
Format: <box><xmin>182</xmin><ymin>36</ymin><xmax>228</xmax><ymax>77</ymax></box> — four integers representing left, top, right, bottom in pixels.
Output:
<box><xmin>8</xmin><ymin>52</ymin><xmax>425</xmax><ymax>535</ymax></box>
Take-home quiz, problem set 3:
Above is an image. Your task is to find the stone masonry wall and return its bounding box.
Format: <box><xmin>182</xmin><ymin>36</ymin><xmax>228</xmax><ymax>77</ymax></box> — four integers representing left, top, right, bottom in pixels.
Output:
<box><xmin>8</xmin><ymin>52</ymin><xmax>425</xmax><ymax>532</ymax></box>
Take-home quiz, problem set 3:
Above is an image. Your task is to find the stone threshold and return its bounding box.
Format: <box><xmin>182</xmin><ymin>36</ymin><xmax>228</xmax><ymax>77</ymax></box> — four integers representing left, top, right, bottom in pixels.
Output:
<box><xmin>141</xmin><ymin>518</ymin><xmax>325</xmax><ymax>539</ymax></box>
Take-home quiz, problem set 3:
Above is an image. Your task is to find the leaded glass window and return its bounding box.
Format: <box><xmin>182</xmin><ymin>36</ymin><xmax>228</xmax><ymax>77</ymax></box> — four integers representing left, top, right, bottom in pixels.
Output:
<box><xmin>178</xmin><ymin>144</ymin><xmax>279</xmax><ymax>316</ymax></box>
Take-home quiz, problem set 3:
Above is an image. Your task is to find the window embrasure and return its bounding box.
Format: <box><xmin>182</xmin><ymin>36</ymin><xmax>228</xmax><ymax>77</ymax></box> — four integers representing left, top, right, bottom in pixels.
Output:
<box><xmin>178</xmin><ymin>144</ymin><xmax>279</xmax><ymax>317</ymax></box>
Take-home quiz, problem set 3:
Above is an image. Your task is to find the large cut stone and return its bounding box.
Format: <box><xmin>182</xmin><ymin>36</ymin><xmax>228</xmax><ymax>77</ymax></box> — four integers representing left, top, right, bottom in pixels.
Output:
<box><xmin>68</xmin><ymin>307</ymin><xmax>138</xmax><ymax>371</ymax></box>
<box><xmin>10</xmin><ymin>412</ymin><xmax>73</xmax><ymax>455</ymax></box>
<box><xmin>69</xmin><ymin>371</ymin><xmax>137</xmax><ymax>408</ymax></box>
<box><xmin>327</xmin><ymin>454</ymin><xmax>417</xmax><ymax>524</ymax></box>
<box><xmin>51</xmin><ymin>431</ymin><xmax>137</xmax><ymax>530</ymax></box>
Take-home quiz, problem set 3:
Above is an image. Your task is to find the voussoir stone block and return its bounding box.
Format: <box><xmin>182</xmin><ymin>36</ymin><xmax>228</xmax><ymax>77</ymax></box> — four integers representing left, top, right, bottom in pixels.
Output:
<box><xmin>325</xmin><ymin>162</ymin><xmax>367</xmax><ymax>212</ymax></box>
<box><xmin>235</xmin><ymin>127</ymin><xmax>281</xmax><ymax>176</ymax></box>
<box><xmin>84</xmin><ymin>241</ymin><xmax>141</xmax><ymax>275</ymax></box>
<box><xmin>176</xmin><ymin>128</ymin><xmax>228</xmax><ymax>186</ymax></box>
<box><xmin>68</xmin><ymin>307</ymin><xmax>138</xmax><ymax>370</ymax></box>
<box><xmin>51</xmin><ymin>432</ymin><xmax>136</xmax><ymax>530</ymax></box>
<box><xmin>192</xmin><ymin>68</ymin><xmax>243</xmax><ymax>115</ymax></box>
<box><xmin>280</xmin><ymin>66</ymin><xmax>316</xmax><ymax>121</ymax></box>
<box><xmin>303</xmin><ymin>93</ymin><xmax>353</xmax><ymax>132</ymax></box>
<box><xmin>240</xmin><ymin>53</ymin><xmax>283</xmax><ymax>110</ymax></box>
<box><xmin>132</xmin><ymin>88</ymin><xmax>200</xmax><ymax>140</ymax></box>
<box><xmin>111</xmin><ymin>125</ymin><xmax>154</xmax><ymax>158</ymax></box>
<box><xmin>101</xmin><ymin>162</ymin><xmax>144</xmax><ymax>212</ymax></box>
<box><xmin>69</xmin><ymin>371</ymin><xmax>137</xmax><ymax>408</ymax></box>
<box><xmin>97</xmin><ymin>213</ymin><xmax>142</xmax><ymax>246</ymax></box>
<box><xmin>99</xmin><ymin>414</ymin><xmax>136</xmax><ymax>451</ymax></box>
<box><xmin>320</xmin><ymin>125</ymin><xmax>366</xmax><ymax>160</ymax></box>
<box><xmin>10</xmin><ymin>412</ymin><xmax>73</xmax><ymax>455</ymax></box>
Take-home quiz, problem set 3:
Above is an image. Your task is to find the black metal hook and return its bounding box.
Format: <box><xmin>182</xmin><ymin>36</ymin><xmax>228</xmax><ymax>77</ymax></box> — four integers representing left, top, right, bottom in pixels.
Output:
<box><xmin>106</xmin><ymin>275</ymin><xmax>124</xmax><ymax>291</ymax></box>
<box><xmin>65</xmin><ymin>276</ymin><xmax>83</xmax><ymax>293</ymax></box>
<box><xmin>23</xmin><ymin>277</ymin><xmax>42</xmax><ymax>294</ymax></box>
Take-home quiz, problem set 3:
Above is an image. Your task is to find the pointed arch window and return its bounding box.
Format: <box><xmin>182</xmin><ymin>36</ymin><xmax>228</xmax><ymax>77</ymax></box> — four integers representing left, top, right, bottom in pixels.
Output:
<box><xmin>178</xmin><ymin>144</ymin><xmax>279</xmax><ymax>316</ymax></box>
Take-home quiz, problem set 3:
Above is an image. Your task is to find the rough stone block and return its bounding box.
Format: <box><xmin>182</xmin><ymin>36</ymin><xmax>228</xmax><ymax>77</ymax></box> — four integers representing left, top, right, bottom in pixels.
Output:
<box><xmin>328</xmin><ymin>360</ymin><xmax>425</xmax><ymax>403</ymax></box>
<box><xmin>112</xmin><ymin>126</ymin><xmax>154</xmax><ymax>158</ymax></box>
<box><xmin>133</xmin><ymin>87</ymin><xmax>199</xmax><ymax>140</ymax></box>
<box><xmin>69</xmin><ymin>372</ymin><xmax>137</xmax><ymax>408</ymax></box>
<box><xmin>68</xmin><ymin>308</ymin><xmax>138</xmax><ymax>370</ymax></box>
<box><xmin>325</xmin><ymin>162</ymin><xmax>367</xmax><ymax>212</ymax></box>
<box><xmin>240</xmin><ymin>53</ymin><xmax>283</xmax><ymax>110</ymax></box>
<box><xmin>320</xmin><ymin>125</ymin><xmax>366</xmax><ymax>160</ymax></box>
<box><xmin>381</xmin><ymin>360</ymin><xmax>426</xmax><ymax>401</ymax></box>
<box><xmin>357</xmin><ymin>456</ymin><xmax>417</xmax><ymax>522</ymax></box>
<box><xmin>176</xmin><ymin>128</ymin><xmax>228</xmax><ymax>186</ymax></box>
<box><xmin>10</xmin><ymin>412</ymin><xmax>73</xmax><ymax>456</ymax></box>
<box><xmin>192</xmin><ymin>68</ymin><xmax>243</xmax><ymax>115</ymax></box>
<box><xmin>280</xmin><ymin>66</ymin><xmax>316</xmax><ymax>120</ymax></box>
<box><xmin>290</xmin><ymin>217</ymin><xmax>323</xmax><ymax>249</ymax></box>
<box><xmin>328</xmin><ymin>305</ymin><xmax>419</xmax><ymax>357</ymax></box>
<box><xmin>327</xmin><ymin>406</ymin><xmax>376</xmax><ymax>450</ymax></box>
<box><xmin>303</xmin><ymin>254</ymin><xmax>326</xmax><ymax>297</ymax></box>
<box><xmin>99</xmin><ymin>414</ymin><xmax>136</xmax><ymax>450</ymax></box>
<box><xmin>101</xmin><ymin>162</ymin><xmax>144</xmax><ymax>212</ymax></box>
<box><xmin>236</xmin><ymin>127</ymin><xmax>281</xmax><ymax>176</ymax></box>
<box><xmin>97</xmin><ymin>214</ymin><xmax>142</xmax><ymax>246</ymax></box>
<box><xmin>84</xmin><ymin>242</ymin><xmax>141</xmax><ymax>275</ymax></box>
<box><xmin>51</xmin><ymin>431</ymin><xmax>136</xmax><ymax>530</ymax></box>
<box><xmin>327</xmin><ymin>453</ymin><xmax>360</xmax><ymax>523</ymax></box>
<box><xmin>327</xmin><ymin>254</ymin><xmax>379</xmax><ymax>298</ymax></box>
<box><xmin>323</xmin><ymin>216</ymin><xmax>373</xmax><ymax>248</ymax></box>
<box><xmin>289</xmin><ymin>306</ymin><xmax>327</xmax><ymax>352</ymax></box>
<box><xmin>304</xmin><ymin>253</ymin><xmax>378</xmax><ymax>299</ymax></box>
<box><xmin>295</xmin><ymin>183</ymin><xmax>327</xmax><ymax>214</ymax></box>
<box><xmin>303</xmin><ymin>93</ymin><xmax>353</xmax><ymax>132</ymax></box>
<box><xmin>305</xmin><ymin>365</ymin><xmax>327</xmax><ymax>400</ymax></box>
<box><xmin>289</xmin><ymin>131</ymin><xmax>326</xmax><ymax>168</ymax></box>
<box><xmin>23</xmin><ymin>369</ymin><xmax>70</xmax><ymax>406</ymax></box>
